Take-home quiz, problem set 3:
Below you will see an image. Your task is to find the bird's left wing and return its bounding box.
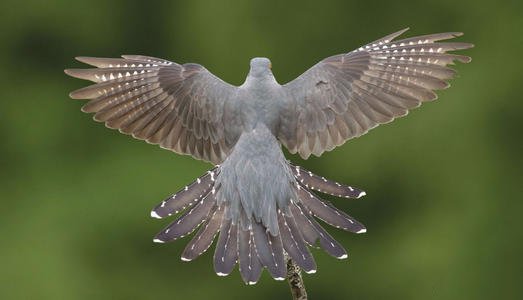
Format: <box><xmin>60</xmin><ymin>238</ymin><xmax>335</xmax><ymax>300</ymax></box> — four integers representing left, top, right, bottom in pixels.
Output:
<box><xmin>278</xmin><ymin>28</ymin><xmax>473</xmax><ymax>159</ymax></box>
<box><xmin>65</xmin><ymin>55</ymin><xmax>241</xmax><ymax>164</ymax></box>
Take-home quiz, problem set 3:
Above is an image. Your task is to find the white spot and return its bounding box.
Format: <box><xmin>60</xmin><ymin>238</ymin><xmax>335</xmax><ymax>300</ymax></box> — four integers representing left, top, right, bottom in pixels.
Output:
<box><xmin>357</xmin><ymin>191</ymin><xmax>366</xmax><ymax>198</ymax></box>
<box><xmin>305</xmin><ymin>269</ymin><xmax>317</xmax><ymax>274</ymax></box>
<box><xmin>153</xmin><ymin>238</ymin><xmax>165</xmax><ymax>243</ymax></box>
<box><xmin>357</xmin><ymin>228</ymin><xmax>367</xmax><ymax>234</ymax></box>
<box><xmin>248</xmin><ymin>281</ymin><xmax>257</xmax><ymax>285</ymax></box>
<box><xmin>181</xmin><ymin>257</ymin><xmax>191</xmax><ymax>262</ymax></box>
<box><xmin>274</xmin><ymin>277</ymin><xmax>285</xmax><ymax>281</ymax></box>
<box><xmin>196</xmin><ymin>178</ymin><xmax>201</xmax><ymax>184</ymax></box>
<box><xmin>338</xmin><ymin>254</ymin><xmax>348</xmax><ymax>259</ymax></box>
<box><xmin>216</xmin><ymin>272</ymin><xmax>228</xmax><ymax>277</ymax></box>
<box><xmin>150</xmin><ymin>211</ymin><xmax>162</xmax><ymax>219</ymax></box>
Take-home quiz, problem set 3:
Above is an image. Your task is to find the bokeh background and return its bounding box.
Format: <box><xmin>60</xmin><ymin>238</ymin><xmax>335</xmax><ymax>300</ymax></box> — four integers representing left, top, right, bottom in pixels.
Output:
<box><xmin>1</xmin><ymin>0</ymin><xmax>521</xmax><ymax>299</ymax></box>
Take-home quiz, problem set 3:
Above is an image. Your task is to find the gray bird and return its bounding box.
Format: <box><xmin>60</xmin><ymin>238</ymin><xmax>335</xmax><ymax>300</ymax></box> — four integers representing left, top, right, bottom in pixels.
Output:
<box><xmin>65</xmin><ymin>28</ymin><xmax>472</xmax><ymax>284</ymax></box>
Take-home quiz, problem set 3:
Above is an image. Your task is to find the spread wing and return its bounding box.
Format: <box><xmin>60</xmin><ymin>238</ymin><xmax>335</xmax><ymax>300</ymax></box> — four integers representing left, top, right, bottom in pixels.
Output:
<box><xmin>65</xmin><ymin>55</ymin><xmax>241</xmax><ymax>164</ymax></box>
<box><xmin>278</xmin><ymin>28</ymin><xmax>473</xmax><ymax>159</ymax></box>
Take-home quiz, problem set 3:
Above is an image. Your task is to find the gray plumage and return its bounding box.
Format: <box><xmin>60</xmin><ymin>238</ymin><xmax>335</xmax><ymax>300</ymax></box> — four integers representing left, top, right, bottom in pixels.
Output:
<box><xmin>65</xmin><ymin>28</ymin><xmax>473</xmax><ymax>284</ymax></box>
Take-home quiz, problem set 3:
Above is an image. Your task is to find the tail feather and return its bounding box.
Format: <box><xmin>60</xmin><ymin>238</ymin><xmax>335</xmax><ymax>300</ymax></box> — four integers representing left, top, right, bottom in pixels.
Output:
<box><xmin>296</xmin><ymin>184</ymin><xmax>366</xmax><ymax>234</ymax></box>
<box><xmin>252</xmin><ymin>221</ymin><xmax>286</xmax><ymax>280</ymax></box>
<box><xmin>295</xmin><ymin>201</ymin><xmax>348</xmax><ymax>259</ymax></box>
<box><xmin>288</xmin><ymin>201</ymin><xmax>320</xmax><ymax>246</ymax></box>
<box><xmin>268</xmin><ymin>231</ymin><xmax>287</xmax><ymax>280</ymax></box>
<box><xmin>238</xmin><ymin>229</ymin><xmax>263</xmax><ymax>285</ymax></box>
<box><xmin>151</xmin><ymin>167</ymin><xmax>217</xmax><ymax>219</ymax></box>
<box><xmin>181</xmin><ymin>205</ymin><xmax>224</xmax><ymax>261</ymax></box>
<box><xmin>278</xmin><ymin>210</ymin><xmax>317</xmax><ymax>274</ymax></box>
<box><xmin>153</xmin><ymin>192</ymin><xmax>216</xmax><ymax>243</ymax></box>
<box><xmin>213</xmin><ymin>219</ymin><xmax>238</xmax><ymax>276</ymax></box>
<box><xmin>291</xmin><ymin>164</ymin><xmax>366</xmax><ymax>199</ymax></box>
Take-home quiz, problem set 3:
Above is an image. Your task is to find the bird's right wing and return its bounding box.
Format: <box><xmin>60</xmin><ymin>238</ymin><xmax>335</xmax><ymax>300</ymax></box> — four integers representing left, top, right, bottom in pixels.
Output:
<box><xmin>278</xmin><ymin>28</ymin><xmax>473</xmax><ymax>159</ymax></box>
<box><xmin>65</xmin><ymin>55</ymin><xmax>242</xmax><ymax>164</ymax></box>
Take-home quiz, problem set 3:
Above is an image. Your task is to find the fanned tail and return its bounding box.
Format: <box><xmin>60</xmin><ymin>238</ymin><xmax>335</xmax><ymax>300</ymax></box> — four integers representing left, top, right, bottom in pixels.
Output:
<box><xmin>151</xmin><ymin>162</ymin><xmax>365</xmax><ymax>284</ymax></box>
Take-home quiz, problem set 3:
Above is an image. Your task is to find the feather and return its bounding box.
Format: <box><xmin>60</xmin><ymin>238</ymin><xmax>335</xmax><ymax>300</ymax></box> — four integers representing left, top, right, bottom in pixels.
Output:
<box><xmin>150</xmin><ymin>168</ymin><xmax>217</xmax><ymax>219</ymax></box>
<box><xmin>296</xmin><ymin>184</ymin><xmax>366</xmax><ymax>234</ymax></box>
<box><xmin>213</xmin><ymin>219</ymin><xmax>238</xmax><ymax>276</ymax></box>
<box><xmin>291</xmin><ymin>164</ymin><xmax>366</xmax><ymax>199</ymax></box>
<box><xmin>153</xmin><ymin>192</ymin><xmax>216</xmax><ymax>243</ymax></box>
<box><xmin>181</xmin><ymin>205</ymin><xmax>224</xmax><ymax>261</ymax></box>
<box><xmin>294</xmin><ymin>202</ymin><xmax>348</xmax><ymax>259</ymax></box>
<box><xmin>278</xmin><ymin>210</ymin><xmax>317</xmax><ymax>274</ymax></box>
<box><xmin>238</xmin><ymin>228</ymin><xmax>263</xmax><ymax>284</ymax></box>
<box><xmin>252</xmin><ymin>221</ymin><xmax>286</xmax><ymax>280</ymax></box>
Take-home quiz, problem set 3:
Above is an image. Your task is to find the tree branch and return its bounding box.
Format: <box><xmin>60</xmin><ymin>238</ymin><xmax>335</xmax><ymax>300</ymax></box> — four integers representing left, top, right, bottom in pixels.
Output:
<box><xmin>286</xmin><ymin>256</ymin><xmax>308</xmax><ymax>300</ymax></box>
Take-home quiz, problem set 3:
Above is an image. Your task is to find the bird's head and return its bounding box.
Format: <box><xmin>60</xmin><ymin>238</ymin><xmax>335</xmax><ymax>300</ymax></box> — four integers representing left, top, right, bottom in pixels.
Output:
<box><xmin>249</xmin><ymin>57</ymin><xmax>273</xmax><ymax>78</ymax></box>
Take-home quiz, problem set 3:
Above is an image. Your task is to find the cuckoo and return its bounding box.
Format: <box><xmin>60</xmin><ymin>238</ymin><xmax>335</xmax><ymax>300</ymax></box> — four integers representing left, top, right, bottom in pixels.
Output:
<box><xmin>65</xmin><ymin>28</ymin><xmax>473</xmax><ymax>284</ymax></box>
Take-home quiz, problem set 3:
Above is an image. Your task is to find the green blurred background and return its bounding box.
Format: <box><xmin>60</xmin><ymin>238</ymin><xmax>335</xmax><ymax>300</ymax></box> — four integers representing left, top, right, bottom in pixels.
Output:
<box><xmin>1</xmin><ymin>0</ymin><xmax>521</xmax><ymax>299</ymax></box>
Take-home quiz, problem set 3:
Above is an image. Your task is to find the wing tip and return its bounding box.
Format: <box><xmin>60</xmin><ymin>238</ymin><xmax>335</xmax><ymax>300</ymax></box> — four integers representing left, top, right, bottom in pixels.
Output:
<box><xmin>67</xmin><ymin>88</ymin><xmax>82</xmax><ymax>99</ymax></box>
<box><xmin>63</xmin><ymin>68</ymin><xmax>75</xmax><ymax>77</ymax></box>
<box><xmin>74</xmin><ymin>56</ymin><xmax>94</xmax><ymax>65</ymax></box>
<box><xmin>385</xmin><ymin>27</ymin><xmax>410</xmax><ymax>42</ymax></box>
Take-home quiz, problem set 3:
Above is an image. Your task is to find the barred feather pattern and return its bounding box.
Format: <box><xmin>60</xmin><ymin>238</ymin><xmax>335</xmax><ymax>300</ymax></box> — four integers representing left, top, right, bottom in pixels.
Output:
<box><xmin>151</xmin><ymin>164</ymin><xmax>365</xmax><ymax>284</ymax></box>
<box><xmin>64</xmin><ymin>56</ymin><xmax>240</xmax><ymax>165</ymax></box>
<box><xmin>279</xmin><ymin>28</ymin><xmax>473</xmax><ymax>159</ymax></box>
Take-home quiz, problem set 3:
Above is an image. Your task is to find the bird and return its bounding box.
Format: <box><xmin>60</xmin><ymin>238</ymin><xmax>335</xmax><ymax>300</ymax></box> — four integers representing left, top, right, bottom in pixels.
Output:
<box><xmin>65</xmin><ymin>28</ymin><xmax>473</xmax><ymax>285</ymax></box>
